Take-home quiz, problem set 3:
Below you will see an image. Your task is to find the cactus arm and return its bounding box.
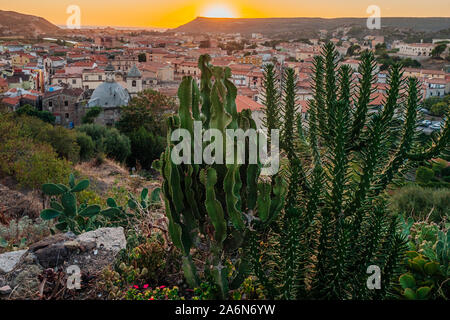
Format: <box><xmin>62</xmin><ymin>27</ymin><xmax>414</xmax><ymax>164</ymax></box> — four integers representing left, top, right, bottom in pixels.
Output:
<box><xmin>198</xmin><ymin>54</ymin><xmax>213</xmax><ymax>125</ymax></box>
<box><xmin>224</xmin><ymin>67</ymin><xmax>239</xmax><ymax>130</ymax></box>
<box><xmin>211</xmin><ymin>262</ymin><xmax>229</xmax><ymax>300</ymax></box>
<box><xmin>229</xmin><ymin>256</ymin><xmax>250</xmax><ymax>290</ymax></box>
<box><xmin>191</xmin><ymin>78</ymin><xmax>201</xmax><ymax>121</ymax></box>
<box><xmin>184</xmin><ymin>165</ymin><xmax>202</xmax><ymax>222</ymax></box>
<box><xmin>256</xmin><ymin>182</ymin><xmax>271</xmax><ymax>223</ymax></box>
<box><xmin>71</xmin><ymin>179</ymin><xmax>90</xmax><ymax>193</ymax></box>
<box><xmin>42</xmin><ymin>183</ymin><xmax>66</xmax><ymax>196</ymax></box>
<box><xmin>210</xmin><ymin>67</ymin><xmax>232</xmax><ymax>136</ymax></box>
<box><xmin>182</xmin><ymin>255</ymin><xmax>200</xmax><ymax>288</ymax></box>
<box><xmin>178</xmin><ymin>76</ymin><xmax>195</xmax><ymax>134</ymax></box>
<box><xmin>62</xmin><ymin>192</ymin><xmax>77</xmax><ymax>216</ymax></box>
<box><xmin>267</xmin><ymin>175</ymin><xmax>287</xmax><ymax>225</ymax></box>
<box><xmin>224</xmin><ymin>164</ymin><xmax>245</xmax><ymax>230</ymax></box>
<box><xmin>202</xmin><ymin>168</ymin><xmax>227</xmax><ymax>246</ymax></box>
<box><xmin>407</xmin><ymin>115</ymin><xmax>449</xmax><ymax>161</ymax></box>
<box><xmin>350</xmin><ymin>50</ymin><xmax>377</xmax><ymax>146</ymax></box>
<box><xmin>375</xmin><ymin>77</ymin><xmax>420</xmax><ymax>193</ymax></box>
<box><xmin>324</xmin><ymin>43</ymin><xmax>338</xmax><ymax>143</ymax></box>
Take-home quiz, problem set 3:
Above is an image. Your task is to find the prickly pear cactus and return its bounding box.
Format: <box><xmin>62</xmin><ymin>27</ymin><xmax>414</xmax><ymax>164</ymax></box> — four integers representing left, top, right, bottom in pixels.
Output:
<box><xmin>40</xmin><ymin>173</ymin><xmax>121</xmax><ymax>234</ymax></box>
<box><xmin>153</xmin><ymin>54</ymin><xmax>286</xmax><ymax>298</ymax></box>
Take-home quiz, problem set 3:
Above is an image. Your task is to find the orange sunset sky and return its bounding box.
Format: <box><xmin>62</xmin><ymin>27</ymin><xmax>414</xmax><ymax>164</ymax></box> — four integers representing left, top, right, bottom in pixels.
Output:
<box><xmin>0</xmin><ymin>0</ymin><xmax>449</xmax><ymax>28</ymax></box>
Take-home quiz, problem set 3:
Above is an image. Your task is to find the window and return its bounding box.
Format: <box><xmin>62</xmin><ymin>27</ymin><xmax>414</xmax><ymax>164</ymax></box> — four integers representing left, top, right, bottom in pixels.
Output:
<box><xmin>65</xmin><ymin>113</ymin><xmax>69</xmax><ymax>119</ymax></box>
<box><xmin>48</xmin><ymin>101</ymin><xmax>53</xmax><ymax>107</ymax></box>
<box><xmin>132</xmin><ymin>80</ymin><xmax>136</xmax><ymax>87</ymax></box>
<box><xmin>64</xmin><ymin>101</ymin><xmax>69</xmax><ymax>106</ymax></box>
<box><xmin>98</xmin><ymin>75</ymin><xmax>102</xmax><ymax>81</ymax></box>
<box><xmin>72</xmin><ymin>79</ymin><xmax>76</xmax><ymax>84</ymax></box>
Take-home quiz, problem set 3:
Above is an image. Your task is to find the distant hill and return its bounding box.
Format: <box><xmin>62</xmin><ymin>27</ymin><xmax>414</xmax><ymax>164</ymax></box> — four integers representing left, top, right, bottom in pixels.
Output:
<box><xmin>173</xmin><ymin>17</ymin><xmax>450</xmax><ymax>39</ymax></box>
<box><xmin>0</xmin><ymin>10</ymin><xmax>60</xmax><ymax>37</ymax></box>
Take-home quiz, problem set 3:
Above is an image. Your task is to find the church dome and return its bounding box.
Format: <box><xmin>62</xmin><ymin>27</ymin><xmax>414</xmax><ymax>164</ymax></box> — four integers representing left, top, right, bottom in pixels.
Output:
<box><xmin>88</xmin><ymin>81</ymin><xmax>130</xmax><ymax>108</ymax></box>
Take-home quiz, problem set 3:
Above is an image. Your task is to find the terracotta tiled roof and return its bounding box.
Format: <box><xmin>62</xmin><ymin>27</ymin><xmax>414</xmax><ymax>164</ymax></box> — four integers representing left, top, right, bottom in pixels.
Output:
<box><xmin>235</xmin><ymin>95</ymin><xmax>264</xmax><ymax>113</ymax></box>
<box><xmin>1</xmin><ymin>96</ymin><xmax>20</xmax><ymax>106</ymax></box>
<box><xmin>370</xmin><ymin>92</ymin><xmax>385</xmax><ymax>106</ymax></box>
<box><xmin>22</xmin><ymin>94</ymin><xmax>39</xmax><ymax>101</ymax></box>
<box><xmin>298</xmin><ymin>100</ymin><xmax>310</xmax><ymax>113</ymax></box>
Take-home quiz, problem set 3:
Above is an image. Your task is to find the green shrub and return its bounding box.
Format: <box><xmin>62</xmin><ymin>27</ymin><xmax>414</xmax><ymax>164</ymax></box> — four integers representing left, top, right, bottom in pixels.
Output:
<box><xmin>77</xmin><ymin>123</ymin><xmax>108</xmax><ymax>152</ymax></box>
<box><xmin>82</xmin><ymin>106</ymin><xmax>103</xmax><ymax>124</ymax></box>
<box><xmin>416</xmin><ymin>166</ymin><xmax>435</xmax><ymax>183</ymax></box>
<box><xmin>423</xmin><ymin>96</ymin><xmax>442</xmax><ymax>111</ymax></box>
<box><xmin>42</xmin><ymin>126</ymin><xmax>80</xmax><ymax>163</ymax></box>
<box><xmin>104</xmin><ymin>128</ymin><xmax>131</xmax><ymax>163</ymax></box>
<box><xmin>127</xmin><ymin>126</ymin><xmax>165</xmax><ymax>170</ymax></box>
<box><xmin>15</xmin><ymin>104</ymin><xmax>55</xmax><ymax>124</ymax></box>
<box><xmin>77</xmin><ymin>124</ymin><xmax>131</xmax><ymax>163</ymax></box>
<box><xmin>441</xmin><ymin>165</ymin><xmax>450</xmax><ymax>177</ymax></box>
<box><xmin>430</xmin><ymin>102</ymin><xmax>449</xmax><ymax>117</ymax></box>
<box><xmin>76</xmin><ymin>132</ymin><xmax>95</xmax><ymax>161</ymax></box>
<box><xmin>431</xmin><ymin>159</ymin><xmax>448</xmax><ymax>176</ymax></box>
<box><xmin>14</xmin><ymin>144</ymin><xmax>72</xmax><ymax>189</ymax></box>
<box><xmin>390</xmin><ymin>185</ymin><xmax>450</xmax><ymax>223</ymax></box>
<box><xmin>12</xmin><ymin>115</ymin><xmax>81</xmax><ymax>162</ymax></box>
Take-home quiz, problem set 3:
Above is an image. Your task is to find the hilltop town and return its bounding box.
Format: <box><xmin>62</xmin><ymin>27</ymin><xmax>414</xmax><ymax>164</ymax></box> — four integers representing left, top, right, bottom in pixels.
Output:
<box><xmin>0</xmin><ymin>12</ymin><xmax>449</xmax><ymax>131</ymax></box>
<box><xmin>0</xmin><ymin>10</ymin><xmax>449</xmax><ymax>302</ymax></box>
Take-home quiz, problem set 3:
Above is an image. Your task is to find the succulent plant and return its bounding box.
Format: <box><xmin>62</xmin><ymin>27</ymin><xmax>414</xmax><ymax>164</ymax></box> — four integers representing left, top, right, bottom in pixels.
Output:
<box><xmin>250</xmin><ymin>43</ymin><xmax>449</xmax><ymax>300</ymax></box>
<box><xmin>40</xmin><ymin>173</ymin><xmax>121</xmax><ymax>234</ymax></box>
<box><xmin>153</xmin><ymin>54</ymin><xmax>286</xmax><ymax>299</ymax></box>
<box><xmin>398</xmin><ymin>250</ymin><xmax>445</xmax><ymax>299</ymax></box>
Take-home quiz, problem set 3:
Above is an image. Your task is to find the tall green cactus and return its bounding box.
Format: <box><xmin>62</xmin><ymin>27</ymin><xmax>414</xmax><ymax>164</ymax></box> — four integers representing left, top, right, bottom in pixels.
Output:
<box><xmin>153</xmin><ymin>55</ymin><xmax>286</xmax><ymax>299</ymax></box>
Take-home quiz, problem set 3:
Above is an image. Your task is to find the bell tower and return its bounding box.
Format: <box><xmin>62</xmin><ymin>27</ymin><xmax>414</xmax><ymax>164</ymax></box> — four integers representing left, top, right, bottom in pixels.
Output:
<box><xmin>127</xmin><ymin>64</ymin><xmax>142</xmax><ymax>97</ymax></box>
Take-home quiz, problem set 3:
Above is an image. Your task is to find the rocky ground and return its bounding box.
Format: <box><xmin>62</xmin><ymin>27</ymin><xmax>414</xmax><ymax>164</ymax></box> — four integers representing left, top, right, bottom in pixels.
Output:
<box><xmin>0</xmin><ymin>158</ymin><xmax>164</xmax><ymax>300</ymax></box>
<box><xmin>0</xmin><ymin>227</ymin><xmax>126</xmax><ymax>300</ymax></box>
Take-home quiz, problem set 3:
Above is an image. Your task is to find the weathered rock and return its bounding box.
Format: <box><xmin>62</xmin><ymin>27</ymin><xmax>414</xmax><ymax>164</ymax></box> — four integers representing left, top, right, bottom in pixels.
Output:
<box><xmin>29</xmin><ymin>233</ymin><xmax>76</xmax><ymax>252</ymax></box>
<box><xmin>7</xmin><ymin>264</ymin><xmax>42</xmax><ymax>300</ymax></box>
<box><xmin>0</xmin><ymin>249</ymin><xmax>28</xmax><ymax>274</ymax></box>
<box><xmin>34</xmin><ymin>243</ymin><xmax>70</xmax><ymax>269</ymax></box>
<box><xmin>2</xmin><ymin>227</ymin><xmax>126</xmax><ymax>299</ymax></box>
<box><xmin>76</xmin><ymin>227</ymin><xmax>126</xmax><ymax>253</ymax></box>
<box><xmin>0</xmin><ymin>285</ymin><xmax>11</xmax><ymax>295</ymax></box>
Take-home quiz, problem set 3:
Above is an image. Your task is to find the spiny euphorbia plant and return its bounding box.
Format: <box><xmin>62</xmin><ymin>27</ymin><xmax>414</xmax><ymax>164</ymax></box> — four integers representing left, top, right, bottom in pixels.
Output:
<box><xmin>153</xmin><ymin>55</ymin><xmax>286</xmax><ymax>299</ymax></box>
<box><xmin>251</xmin><ymin>43</ymin><xmax>449</xmax><ymax>300</ymax></box>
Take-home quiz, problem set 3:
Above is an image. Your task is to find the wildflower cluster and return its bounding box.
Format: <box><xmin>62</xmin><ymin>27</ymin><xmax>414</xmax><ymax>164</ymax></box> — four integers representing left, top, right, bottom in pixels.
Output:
<box><xmin>124</xmin><ymin>285</ymin><xmax>182</xmax><ymax>300</ymax></box>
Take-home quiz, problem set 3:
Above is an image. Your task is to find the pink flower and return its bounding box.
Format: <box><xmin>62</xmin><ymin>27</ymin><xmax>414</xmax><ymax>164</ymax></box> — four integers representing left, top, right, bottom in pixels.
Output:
<box><xmin>149</xmin><ymin>297</ymin><xmax>154</xmax><ymax>300</ymax></box>
<box><xmin>133</xmin><ymin>285</ymin><xmax>139</xmax><ymax>289</ymax></box>
<box><xmin>159</xmin><ymin>285</ymin><xmax>166</xmax><ymax>289</ymax></box>
<box><xmin>143</xmin><ymin>284</ymin><xmax>149</xmax><ymax>289</ymax></box>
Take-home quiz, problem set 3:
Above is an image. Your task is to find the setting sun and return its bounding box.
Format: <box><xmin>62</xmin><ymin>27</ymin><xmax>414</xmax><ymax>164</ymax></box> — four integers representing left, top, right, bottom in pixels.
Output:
<box><xmin>200</xmin><ymin>4</ymin><xmax>237</xmax><ymax>18</ymax></box>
